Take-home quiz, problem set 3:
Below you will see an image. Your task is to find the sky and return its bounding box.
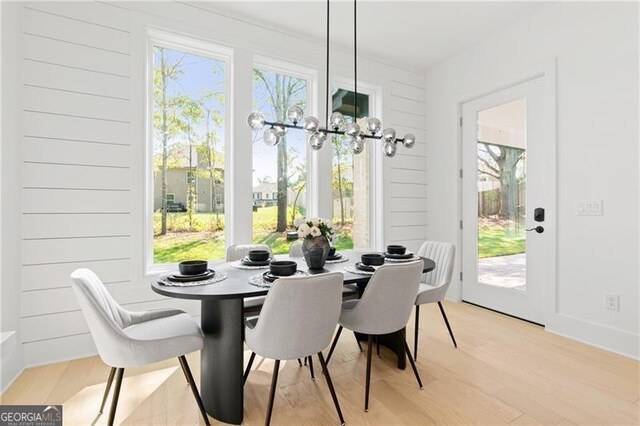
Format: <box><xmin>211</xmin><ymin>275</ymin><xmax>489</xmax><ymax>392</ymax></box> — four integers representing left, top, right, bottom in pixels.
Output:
<box><xmin>252</xmin><ymin>70</ymin><xmax>308</xmax><ymax>187</ymax></box>
<box><xmin>153</xmin><ymin>47</ymin><xmax>309</xmax><ymax>190</ymax></box>
<box><xmin>154</xmin><ymin>47</ymin><xmax>227</xmax><ymax>156</ymax></box>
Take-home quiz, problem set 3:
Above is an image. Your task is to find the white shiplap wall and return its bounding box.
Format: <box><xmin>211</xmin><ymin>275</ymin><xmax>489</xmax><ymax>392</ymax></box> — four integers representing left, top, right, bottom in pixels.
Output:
<box><xmin>20</xmin><ymin>2</ymin><xmax>136</xmax><ymax>364</ymax></box>
<box><xmin>12</xmin><ymin>1</ymin><xmax>428</xmax><ymax>366</ymax></box>
<box><xmin>386</xmin><ymin>81</ymin><xmax>428</xmax><ymax>253</ymax></box>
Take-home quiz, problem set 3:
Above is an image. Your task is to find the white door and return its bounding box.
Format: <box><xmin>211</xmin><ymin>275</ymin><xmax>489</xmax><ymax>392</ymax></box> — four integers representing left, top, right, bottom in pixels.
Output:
<box><xmin>461</xmin><ymin>77</ymin><xmax>554</xmax><ymax>325</ymax></box>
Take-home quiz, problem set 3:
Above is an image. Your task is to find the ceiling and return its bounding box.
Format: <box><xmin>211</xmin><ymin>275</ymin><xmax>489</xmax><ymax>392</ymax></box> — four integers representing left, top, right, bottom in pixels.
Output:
<box><xmin>190</xmin><ymin>1</ymin><xmax>552</xmax><ymax>73</ymax></box>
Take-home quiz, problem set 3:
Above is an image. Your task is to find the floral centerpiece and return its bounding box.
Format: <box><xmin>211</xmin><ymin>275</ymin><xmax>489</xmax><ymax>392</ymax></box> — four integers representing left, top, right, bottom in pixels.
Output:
<box><xmin>295</xmin><ymin>217</ymin><xmax>334</xmax><ymax>269</ymax></box>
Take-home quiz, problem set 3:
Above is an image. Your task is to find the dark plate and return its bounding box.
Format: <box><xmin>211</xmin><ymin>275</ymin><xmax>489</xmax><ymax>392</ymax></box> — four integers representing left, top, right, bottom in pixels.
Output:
<box><xmin>327</xmin><ymin>254</ymin><xmax>343</xmax><ymax>261</ymax></box>
<box><xmin>167</xmin><ymin>269</ymin><xmax>215</xmax><ymax>282</ymax></box>
<box><xmin>242</xmin><ymin>257</ymin><xmax>271</xmax><ymax>266</ymax></box>
<box><xmin>262</xmin><ymin>271</ymin><xmax>280</xmax><ymax>283</ymax></box>
<box><xmin>355</xmin><ymin>262</ymin><xmax>376</xmax><ymax>272</ymax></box>
<box><xmin>384</xmin><ymin>252</ymin><xmax>414</xmax><ymax>259</ymax></box>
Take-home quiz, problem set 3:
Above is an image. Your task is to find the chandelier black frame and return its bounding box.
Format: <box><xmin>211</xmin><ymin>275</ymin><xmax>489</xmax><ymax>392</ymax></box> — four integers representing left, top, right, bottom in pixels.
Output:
<box><xmin>246</xmin><ymin>0</ymin><xmax>416</xmax><ymax>157</ymax></box>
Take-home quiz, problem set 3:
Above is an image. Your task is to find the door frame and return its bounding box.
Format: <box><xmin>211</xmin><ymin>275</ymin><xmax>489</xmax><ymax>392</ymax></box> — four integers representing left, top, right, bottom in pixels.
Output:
<box><xmin>455</xmin><ymin>60</ymin><xmax>557</xmax><ymax>324</ymax></box>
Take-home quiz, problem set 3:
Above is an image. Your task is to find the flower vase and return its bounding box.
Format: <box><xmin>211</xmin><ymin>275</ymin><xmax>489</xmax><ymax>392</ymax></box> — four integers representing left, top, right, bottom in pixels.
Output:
<box><xmin>302</xmin><ymin>236</ymin><xmax>330</xmax><ymax>269</ymax></box>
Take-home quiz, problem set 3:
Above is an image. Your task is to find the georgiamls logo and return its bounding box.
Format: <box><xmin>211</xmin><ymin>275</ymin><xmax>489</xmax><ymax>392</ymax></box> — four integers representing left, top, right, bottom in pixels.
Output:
<box><xmin>0</xmin><ymin>404</ymin><xmax>63</xmax><ymax>425</ymax></box>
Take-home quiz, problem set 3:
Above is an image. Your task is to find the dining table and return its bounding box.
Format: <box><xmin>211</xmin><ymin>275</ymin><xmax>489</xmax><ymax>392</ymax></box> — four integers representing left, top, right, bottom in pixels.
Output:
<box><xmin>151</xmin><ymin>249</ymin><xmax>435</xmax><ymax>424</ymax></box>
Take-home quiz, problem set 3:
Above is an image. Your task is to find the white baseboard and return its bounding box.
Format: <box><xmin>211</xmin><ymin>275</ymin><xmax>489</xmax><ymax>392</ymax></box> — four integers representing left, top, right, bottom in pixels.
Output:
<box><xmin>546</xmin><ymin>313</ymin><xmax>640</xmax><ymax>360</ymax></box>
<box><xmin>1</xmin><ymin>331</ymin><xmax>24</xmax><ymax>393</ymax></box>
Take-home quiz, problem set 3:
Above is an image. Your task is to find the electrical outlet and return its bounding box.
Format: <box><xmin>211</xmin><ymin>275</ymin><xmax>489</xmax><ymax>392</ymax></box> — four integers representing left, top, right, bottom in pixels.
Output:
<box><xmin>605</xmin><ymin>294</ymin><xmax>619</xmax><ymax>311</ymax></box>
<box><xmin>577</xmin><ymin>200</ymin><xmax>604</xmax><ymax>216</ymax></box>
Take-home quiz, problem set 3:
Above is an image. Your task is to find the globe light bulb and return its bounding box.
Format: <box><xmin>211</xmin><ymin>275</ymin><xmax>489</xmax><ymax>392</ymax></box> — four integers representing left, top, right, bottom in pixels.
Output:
<box><xmin>308</xmin><ymin>131</ymin><xmax>327</xmax><ymax>150</ymax></box>
<box><xmin>403</xmin><ymin>133</ymin><xmax>416</xmax><ymax>148</ymax></box>
<box><xmin>381</xmin><ymin>128</ymin><xmax>396</xmax><ymax>144</ymax></box>
<box><xmin>351</xmin><ymin>135</ymin><xmax>365</xmax><ymax>154</ymax></box>
<box><xmin>263</xmin><ymin>128</ymin><xmax>280</xmax><ymax>146</ymax></box>
<box><xmin>384</xmin><ymin>141</ymin><xmax>397</xmax><ymax>158</ymax></box>
<box><xmin>274</xmin><ymin>125</ymin><xmax>287</xmax><ymax>137</ymax></box>
<box><xmin>303</xmin><ymin>116</ymin><xmax>320</xmax><ymax>133</ymax></box>
<box><xmin>329</xmin><ymin>112</ymin><xmax>345</xmax><ymax>130</ymax></box>
<box><xmin>287</xmin><ymin>105</ymin><xmax>304</xmax><ymax>124</ymax></box>
<box><xmin>367</xmin><ymin>117</ymin><xmax>382</xmax><ymax>135</ymax></box>
<box><xmin>247</xmin><ymin>112</ymin><xmax>265</xmax><ymax>130</ymax></box>
<box><xmin>345</xmin><ymin>122</ymin><xmax>360</xmax><ymax>137</ymax></box>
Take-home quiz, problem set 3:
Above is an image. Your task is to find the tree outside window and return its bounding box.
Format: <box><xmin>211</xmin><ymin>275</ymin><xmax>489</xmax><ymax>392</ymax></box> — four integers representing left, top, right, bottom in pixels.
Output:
<box><xmin>251</xmin><ymin>68</ymin><xmax>308</xmax><ymax>254</ymax></box>
<box><xmin>152</xmin><ymin>45</ymin><xmax>226</xmax><ymax>264</ymax></box>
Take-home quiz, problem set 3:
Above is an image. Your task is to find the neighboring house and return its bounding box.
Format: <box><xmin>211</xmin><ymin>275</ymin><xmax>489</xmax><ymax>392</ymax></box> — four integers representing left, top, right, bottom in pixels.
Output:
<box><xmin>153</xmin><ymin>167</ymin><xmax>225</xmax><ymax>213</ymax></box>
<box><xmin>252</xmin><ymin>181</ymin><xmax>306</xmax><ymax>210</ymax></box>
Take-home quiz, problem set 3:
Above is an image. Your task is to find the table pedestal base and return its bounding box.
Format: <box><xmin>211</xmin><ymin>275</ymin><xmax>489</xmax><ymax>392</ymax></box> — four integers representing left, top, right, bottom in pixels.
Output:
<box><xmin>200</xmin><ymin>298</ymin><xmax>244</xmax><ymax>424</ymax></box>
<box><xmin>354</xmin><ymin>329</ymin><xmax>407</xmax><ymax>370</ymax></box>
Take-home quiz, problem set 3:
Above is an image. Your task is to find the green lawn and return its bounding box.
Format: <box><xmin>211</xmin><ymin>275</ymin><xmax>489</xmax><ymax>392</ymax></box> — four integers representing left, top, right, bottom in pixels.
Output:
<box><xmin>478</xmin><ymin>225</ymin><xmax>525</xmax><ymax>258</ymax></box>
<box><xmin>154</xmin><ymin>206</ymin><xmax>354</xmax><ymax>263</ymax></box>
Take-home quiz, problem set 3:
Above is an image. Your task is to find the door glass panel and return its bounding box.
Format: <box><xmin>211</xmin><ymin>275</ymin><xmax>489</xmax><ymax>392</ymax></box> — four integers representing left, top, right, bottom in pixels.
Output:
<box><xmin>476</xmin><ymin>99</ymin><xmax>527</xmax><ymax>291</ymax></box>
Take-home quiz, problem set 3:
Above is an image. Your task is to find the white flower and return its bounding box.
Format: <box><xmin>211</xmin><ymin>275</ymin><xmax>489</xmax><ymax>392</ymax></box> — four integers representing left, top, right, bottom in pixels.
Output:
<box><xmin>309</xmin><ymin>217</ymin><xmax>320</xmax><ymax>226</ymax></box>
<box><xmin>293</xmin><ymin>216</ymin><xmax>305</xmax><ymax>227</ymax></box>
<box><xmin>298</xmin><ymin>223</ymin><xmax>311</xmax><ymax>238</ymax></box>
<box><xmin>310</xmin><ymin>226</ymin><xmax>321</xmax><ymax>237</ymax></box>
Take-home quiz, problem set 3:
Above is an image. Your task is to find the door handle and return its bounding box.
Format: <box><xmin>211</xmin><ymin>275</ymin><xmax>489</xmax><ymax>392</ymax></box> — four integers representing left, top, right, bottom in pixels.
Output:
<box><xmin>526</xmin><ymin>226</ymin><xmax>544</xmax><ymax>234</ymax></box>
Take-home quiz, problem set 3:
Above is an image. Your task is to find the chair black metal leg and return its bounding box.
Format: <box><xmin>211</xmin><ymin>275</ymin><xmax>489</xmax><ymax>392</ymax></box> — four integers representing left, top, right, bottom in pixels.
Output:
<box><xmin>244</xmin><ymin>352</ymin><xmax>256</xmax><ymax>384</ymax></box>
<box><xmin>107</xmin><ymin>368</ymin><xmax>124</xmax><ymax>426</ymax></box>
<box><xmin>99</xmin><ymin>367</ymin><xmax>116</xmax><ymax>414</ymax></box>
<box><xmin>325</xmin><ymin>326</ymin><xmax>343</xmax><ymax>365</ymax></box>
<box><xmin>365</xmin><ymin>334</ymin><xmax>373</xmax><ymax>412</ymax></box>
<box><xmin>265</xmin><ymin>360</ymin><xmax>280</xmax><ymax>426</ymax></box>
<box><xmin>403</xmin><ymin>339</ymin><xmax>424</xmax><ymax>389</ymax></box>
<box><xmin>317</xmin><ymin>352</ymin><xmax>346</xmax><ymax>425</ymax></box>
<box><xmin>376</xmin><ymin>336</ymin><xmax>380</xmax><ymax>357</ymax></box>
<box><xmin>438</xmin><ymin>301</ymin><xmax>458</xmax><ymax>348</ymax></box>
<box><xmin>178</xmin><ymin>356</ymin><xmax>211</xmax><ymax>425</ymax></box>
<box><xmin>298</xmin><ymin>359</ymin><xmax>303</xmax><ymax>367</ymax></box>
<box><xmin>354</xmin><ymin>332</ymin><xmax>363</xmax><ymax>351</ymax></box>
<box><xmin>414</xmin><ymin>305</ymin><xmax>420</xmax><ymax>361</ymax></box>
<box><xmin>308</xmin><ymin>356</ymin><xmax>315</xmax><ymax>380</ymax></box>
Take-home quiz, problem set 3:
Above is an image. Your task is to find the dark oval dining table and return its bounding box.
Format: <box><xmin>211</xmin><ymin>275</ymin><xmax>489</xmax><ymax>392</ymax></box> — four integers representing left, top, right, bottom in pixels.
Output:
<box><xmin>151</xmin><ymin>250</ymin><xmax>435</xmax><ymax>424</ymax></box>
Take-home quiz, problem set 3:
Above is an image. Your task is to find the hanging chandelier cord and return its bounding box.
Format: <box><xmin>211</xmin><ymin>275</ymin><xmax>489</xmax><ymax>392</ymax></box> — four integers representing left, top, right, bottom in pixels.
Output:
<box><xmin>353</xmin><ymin>0</ymin><xmax>357</xmax><ymax>122</ymax></box>
<box><xmin>247</xmin><ymin>0</ymin><xmax>417</xmax><ymax>151</ymax></box>
<box><xmin>325</xmin><ymin>0</ymin><xmax>330</xmax><ymax>129</ymax></box>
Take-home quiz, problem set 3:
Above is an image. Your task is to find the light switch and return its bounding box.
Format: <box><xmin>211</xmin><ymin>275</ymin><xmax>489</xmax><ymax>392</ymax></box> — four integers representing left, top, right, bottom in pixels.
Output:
<box><xmin>577</xmin><ymin>200</ymin><xmax>603</xmax><ymax>216</ymax></box>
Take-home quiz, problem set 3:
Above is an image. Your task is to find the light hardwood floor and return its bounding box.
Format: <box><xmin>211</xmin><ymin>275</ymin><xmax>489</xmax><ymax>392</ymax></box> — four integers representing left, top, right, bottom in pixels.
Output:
<box><xmin>2</xmin><ymin>301</ymin><xmax>638</xmax><ymax>425</ymax></box>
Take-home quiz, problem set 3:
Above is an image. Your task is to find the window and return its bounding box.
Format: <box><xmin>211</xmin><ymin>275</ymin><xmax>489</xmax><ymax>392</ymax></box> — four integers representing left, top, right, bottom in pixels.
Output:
<box><xmin>252</xmin><ymin>67</ymin><xmax>309</xmax><ymax>253</ymax></box>
<box><xmin>150</xmin><ymin>42</ymin><xmax>227</xmax><ymax>265</ymax></box>
<box><xmin>331</xmin><ymin>87</ymin><xmax>371</xmax><ymax>249</ymax></box>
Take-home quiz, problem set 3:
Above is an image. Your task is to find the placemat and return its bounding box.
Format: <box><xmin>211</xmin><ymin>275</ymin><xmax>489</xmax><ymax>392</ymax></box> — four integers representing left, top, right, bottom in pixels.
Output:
<box><xmin>248</xmin><ymin>271</ymin><xmax>309</xmax><ymax>288</ymax></box>
<box><xmin>385</xmin><ymin>255</ymin><xmax>421</xmax><ymax>263</ymax></box>
<box><xmin>158</xmin><ymin>271</ymin><xmax>228</xmax><ymax>287</ymax></box>
<box><xmin>326</xmin><ymin>256</ymin><xmax>349</xmax><ymax>264</ymax></box>
<box><xmin>230</xmin><ymin>260</ymin><xmax>271</xmax><ymax>270</ymax></box>
<box><xmin>343</xmin><ymin>263</ymin><xmax>382</xmax><ymax>275</ymax></box>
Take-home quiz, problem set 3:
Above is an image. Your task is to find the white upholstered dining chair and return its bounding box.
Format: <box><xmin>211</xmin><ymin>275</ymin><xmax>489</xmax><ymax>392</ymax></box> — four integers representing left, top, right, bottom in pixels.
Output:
<box><xmin>413</xmin><ymin>240</ymin><xmax>457</xmax><ymax>361</ymax></box>
<box><xmin>325</xmin><ymin>261</ymin><xmax>424</xmax><ymax>412</ymax></box>
<box><xmin>288</xmin><ymin>241</ymin><xmax>303</xmax><ymax>257</ymax></box>
<box><xmin>243</xmin><ymin>273</ymin><xmax>346</xmax><ymax>426</ymax></box>
<box><xmin>226</xmin><ymin>243</ymin><xmax>272</xmax><ymax>262</ymax></box>
<box><xmin>70</xmin><ymin>269</ymin><xmax>209</xmax><ymax>425</ymax></box>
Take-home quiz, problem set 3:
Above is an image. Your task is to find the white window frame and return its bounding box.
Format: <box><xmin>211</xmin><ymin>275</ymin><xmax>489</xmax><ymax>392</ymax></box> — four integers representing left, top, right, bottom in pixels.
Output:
<box><xmin>145</xmin><ymin>29</ymin><xmax>232</xmax><ymax>273</ymax></box>
<box><xmin>330</xmin><ymin>78</ymin><xmax>385</xmax><ymax>250</ymax></box>
<box><xmin>251</xmin><ymin>55</ymin><xmax>318</xmax><ymax>225</ymax></box>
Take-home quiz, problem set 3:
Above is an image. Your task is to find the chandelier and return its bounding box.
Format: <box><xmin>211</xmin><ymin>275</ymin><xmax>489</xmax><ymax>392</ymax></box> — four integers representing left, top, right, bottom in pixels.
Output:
<box><xmin>246</xmin><ymin>0</ymin><xmax>416</xmax><ymax>158</ymax></box>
